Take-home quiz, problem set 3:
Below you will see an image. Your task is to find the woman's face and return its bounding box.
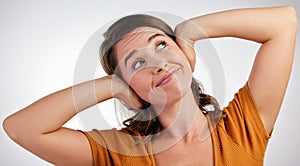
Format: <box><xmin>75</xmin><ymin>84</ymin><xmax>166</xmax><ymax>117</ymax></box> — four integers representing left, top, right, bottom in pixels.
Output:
<box><xmin>114</xmin><ymin>27</ymin><xmax>192</xmax><ymax>106</ymax></box>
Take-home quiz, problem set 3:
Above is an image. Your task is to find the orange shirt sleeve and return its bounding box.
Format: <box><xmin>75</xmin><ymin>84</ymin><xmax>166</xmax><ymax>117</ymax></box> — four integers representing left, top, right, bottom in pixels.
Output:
<box><xmin>81</xmin><ymin>128</ymin><xmax>154</xmax><ymax>166</ymax></box>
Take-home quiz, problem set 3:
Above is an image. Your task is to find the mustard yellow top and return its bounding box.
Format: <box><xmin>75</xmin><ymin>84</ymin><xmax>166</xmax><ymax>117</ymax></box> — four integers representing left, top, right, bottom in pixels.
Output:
<box><xmin>82</xmin><ymin>83</ymin><xmax>271</xmax><ymax>166</ymax></box>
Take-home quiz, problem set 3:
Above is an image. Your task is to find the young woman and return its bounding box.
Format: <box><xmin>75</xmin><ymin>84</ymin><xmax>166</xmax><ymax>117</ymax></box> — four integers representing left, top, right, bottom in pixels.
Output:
<box><xmin>3</xmin><ymin>6</ymin><xmax>297</xmax><ymax>166</ymax></box>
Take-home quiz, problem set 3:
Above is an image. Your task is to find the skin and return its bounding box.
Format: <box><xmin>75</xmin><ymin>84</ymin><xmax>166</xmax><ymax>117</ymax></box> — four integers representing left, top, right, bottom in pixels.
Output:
<box><xmin>114</xmin><ymin>27</ymin><xmax>193</xmax><ymax>110</ymax></box>
<box><xmin>2</xmin><ymin>6</ymin><xmax>297</xmax><ymax>166</ymax></box>
<box><xmin>114</xmin><ymin>27</ymin><xmax>210</xmax><ymax>162</ymax></box>
<box><xmin>175</xmin><ymin>6</ymin><xmax>297</xmax><ymax>135</ymax></box>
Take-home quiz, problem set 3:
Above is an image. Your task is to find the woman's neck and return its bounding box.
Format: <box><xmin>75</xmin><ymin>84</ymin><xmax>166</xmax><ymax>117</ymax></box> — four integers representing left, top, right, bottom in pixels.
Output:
<box><xmin>154</xmin><ymin>89</ymin><xmax>207</xmax><ymax>142</ymax></box>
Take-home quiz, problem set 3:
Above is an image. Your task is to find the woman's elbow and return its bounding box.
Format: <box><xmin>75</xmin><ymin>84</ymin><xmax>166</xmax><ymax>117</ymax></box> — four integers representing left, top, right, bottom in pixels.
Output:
<box><xmin>283</xmin><ymin>6</ymin><xmax>297</xmax><ymax>30</ymax></box>
<box><xmin>3</xmin><ymin>116</ymin><xmax>23</xmax><ymax>143</ymax></box>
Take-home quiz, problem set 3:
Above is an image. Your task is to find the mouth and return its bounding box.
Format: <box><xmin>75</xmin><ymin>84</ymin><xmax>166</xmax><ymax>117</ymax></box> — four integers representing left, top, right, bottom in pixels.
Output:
<box><xmin>155</xmin><ymin>68</ymin><xmax>179</xmax><ymax>87</ymax></box>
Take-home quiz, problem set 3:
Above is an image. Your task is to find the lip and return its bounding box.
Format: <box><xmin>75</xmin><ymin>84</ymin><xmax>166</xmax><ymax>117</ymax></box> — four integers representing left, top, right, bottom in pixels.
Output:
<box><xmin>155</xmin><ymin>68</ymin><xmax>179</xmax><ymax>87</ymax></box>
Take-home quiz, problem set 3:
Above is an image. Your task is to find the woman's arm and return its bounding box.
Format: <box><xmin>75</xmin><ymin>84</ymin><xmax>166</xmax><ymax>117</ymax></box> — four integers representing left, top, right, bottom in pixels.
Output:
<box><xmin>175</xmin><ymin>6</ymin><xmax>297</xmax><ymax>134</ymax></box>
<box><xmin>3</xmin><ymin>75</ymin><xmax>141</xmax><ymax>165</ymax></box>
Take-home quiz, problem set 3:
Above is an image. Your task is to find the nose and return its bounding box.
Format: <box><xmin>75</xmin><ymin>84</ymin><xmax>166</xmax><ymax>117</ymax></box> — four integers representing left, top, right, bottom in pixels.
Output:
<box><xmin>143</xmin><ymin>49</ymin><xmax>169</xmax><ymax>74</ymax></box>
<box><xmin>153</xmin><ymin>62</ymin><xmax>168</xmax><ymax>74</ymax></box>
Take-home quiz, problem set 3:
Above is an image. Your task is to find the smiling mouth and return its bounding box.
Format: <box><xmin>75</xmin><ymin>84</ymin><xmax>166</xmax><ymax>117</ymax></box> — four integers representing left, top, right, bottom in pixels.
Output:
<box><xmin>155</xmin><ymin>68</ymin><xmax>178</xmax><ymax>87</ymax></box>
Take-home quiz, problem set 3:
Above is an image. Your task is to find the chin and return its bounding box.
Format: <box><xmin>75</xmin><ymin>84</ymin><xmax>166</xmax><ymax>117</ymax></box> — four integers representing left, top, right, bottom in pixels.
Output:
<box><xmin>149</xmin><ymin>84</ymin><xmax>189</xmax><ymax>107</ymax></box>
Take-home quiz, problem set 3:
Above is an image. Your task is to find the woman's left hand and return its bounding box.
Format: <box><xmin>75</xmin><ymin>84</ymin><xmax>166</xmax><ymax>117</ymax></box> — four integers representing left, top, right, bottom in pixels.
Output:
<box><xmin>175</xmin><ymin>21</ymin><xmax>199</xmax><ymax>71</ymax></box>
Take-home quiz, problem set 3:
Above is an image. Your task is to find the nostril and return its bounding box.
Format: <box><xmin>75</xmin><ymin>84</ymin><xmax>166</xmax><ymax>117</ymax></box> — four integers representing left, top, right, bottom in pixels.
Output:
<box><xmin>157</xmin><ymin>68</ymin><xmax>162</xmax><ymax>73</ymax></box>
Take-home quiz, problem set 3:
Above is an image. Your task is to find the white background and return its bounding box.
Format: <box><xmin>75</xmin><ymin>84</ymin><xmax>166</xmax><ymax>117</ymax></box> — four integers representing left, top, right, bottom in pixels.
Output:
<box><xmin>1</xmin><ymin>0</ymin><xmax>299</xmax><ymax>165</ymax></box>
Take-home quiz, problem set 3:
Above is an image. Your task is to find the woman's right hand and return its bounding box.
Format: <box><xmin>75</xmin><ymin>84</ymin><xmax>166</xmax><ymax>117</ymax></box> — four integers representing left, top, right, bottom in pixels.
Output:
<box><xmin>110</xmin><ymin>74</ymin><xmax>143</xmax><ymax>110</ymax></box>
<box><xmin>2</xmin><ymin>74</ymin><xmax>143</xmax><ymax>166</ymax></box>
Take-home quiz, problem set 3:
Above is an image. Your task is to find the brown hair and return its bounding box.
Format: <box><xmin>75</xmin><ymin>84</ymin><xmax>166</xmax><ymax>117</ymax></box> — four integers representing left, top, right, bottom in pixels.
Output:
<box><xmin>100</xmin><ymin>14</ymin><xmax>224</xmax><ymax>136</ymax></box>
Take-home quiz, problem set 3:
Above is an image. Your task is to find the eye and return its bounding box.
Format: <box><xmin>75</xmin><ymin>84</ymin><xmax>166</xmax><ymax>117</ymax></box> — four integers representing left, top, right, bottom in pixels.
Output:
<box><xmin>132</xmin><ymin>59</ymin><xmax>146</xmax><ymax>69</ymax></box>
<box><xmin>155</xmin><ymin>41</ymin><xmax>166</xmax><ymax>51</ymax></box>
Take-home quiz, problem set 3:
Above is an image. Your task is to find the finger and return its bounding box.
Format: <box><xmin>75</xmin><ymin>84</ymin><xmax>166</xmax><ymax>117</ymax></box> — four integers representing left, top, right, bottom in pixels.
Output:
<box><xmin>111</xmin><ymin>75</ymin><xmax>143</xmax><ymax>110</ymax></box>
<box><xmin>183</xmin><ymin>46</ymin><xmax>196</xmax><ymax>71</ymax></box>
<box><xmin>128</xmin><ymin>87</ymin><xmax>144</xmax><ymax>109</ymax></box>
<box><xmin>176</xmin><ymin>38</ymin><xmax>196</xmax><ymax>71</ymax></box>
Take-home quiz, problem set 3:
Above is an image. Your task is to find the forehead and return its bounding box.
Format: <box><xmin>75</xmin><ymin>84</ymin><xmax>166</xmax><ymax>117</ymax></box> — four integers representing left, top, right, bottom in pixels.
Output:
<box><xmin>114</xmin><ymin>27</ymin><xmax>167</xmax><ymax>64</ymax></box>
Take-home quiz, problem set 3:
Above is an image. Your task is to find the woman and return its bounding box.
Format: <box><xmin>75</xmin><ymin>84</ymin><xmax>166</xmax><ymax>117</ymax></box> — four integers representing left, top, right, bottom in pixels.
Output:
<box><xmin>3</xmin><ymin>6</ymin><xmax>297</xmax><ymax>166</ymax></box>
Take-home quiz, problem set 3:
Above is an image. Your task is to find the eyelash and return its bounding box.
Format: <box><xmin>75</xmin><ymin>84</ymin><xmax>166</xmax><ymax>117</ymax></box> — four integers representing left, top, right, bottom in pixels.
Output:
<box><xmin>155</xmin><ymin>40</ymin><xmax>167</xmax><ymax>51</ymax></box>
<box><xmin>132</xmin><ymin>58</ymin><xmax>146</xmax><ymax>70</ymax></box>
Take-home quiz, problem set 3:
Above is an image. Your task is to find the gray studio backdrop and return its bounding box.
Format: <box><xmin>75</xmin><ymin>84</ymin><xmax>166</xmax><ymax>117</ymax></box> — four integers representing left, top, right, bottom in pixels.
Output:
<box><xmin>1</xmin><ymin>0</ymin><xmax>299</xmax><ymax>165</ymax></box>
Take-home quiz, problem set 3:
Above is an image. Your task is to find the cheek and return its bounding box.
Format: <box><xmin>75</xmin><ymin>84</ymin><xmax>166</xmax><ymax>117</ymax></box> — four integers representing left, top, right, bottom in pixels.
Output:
<box><xmin>127</xmin><ymin>72</ymin><xmax>152</xmax><ymax>101</ymax></box>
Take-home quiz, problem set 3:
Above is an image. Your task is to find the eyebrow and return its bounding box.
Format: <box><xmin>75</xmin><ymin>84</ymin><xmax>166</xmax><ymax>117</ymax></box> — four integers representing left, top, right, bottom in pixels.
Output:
<box><xmin>124</xmin><ymin>50</ymin><xmax>137</xmax><ymax>67</ymax></box>
<box><xmin>124</xmin><ymin>33</ymin><xmax>164</xmax><ymax>67</ymax></box>
<box><xmin>148</xmin><ymin>33</ymin><xmax>164</xmax><ymax>43</ymax></box>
